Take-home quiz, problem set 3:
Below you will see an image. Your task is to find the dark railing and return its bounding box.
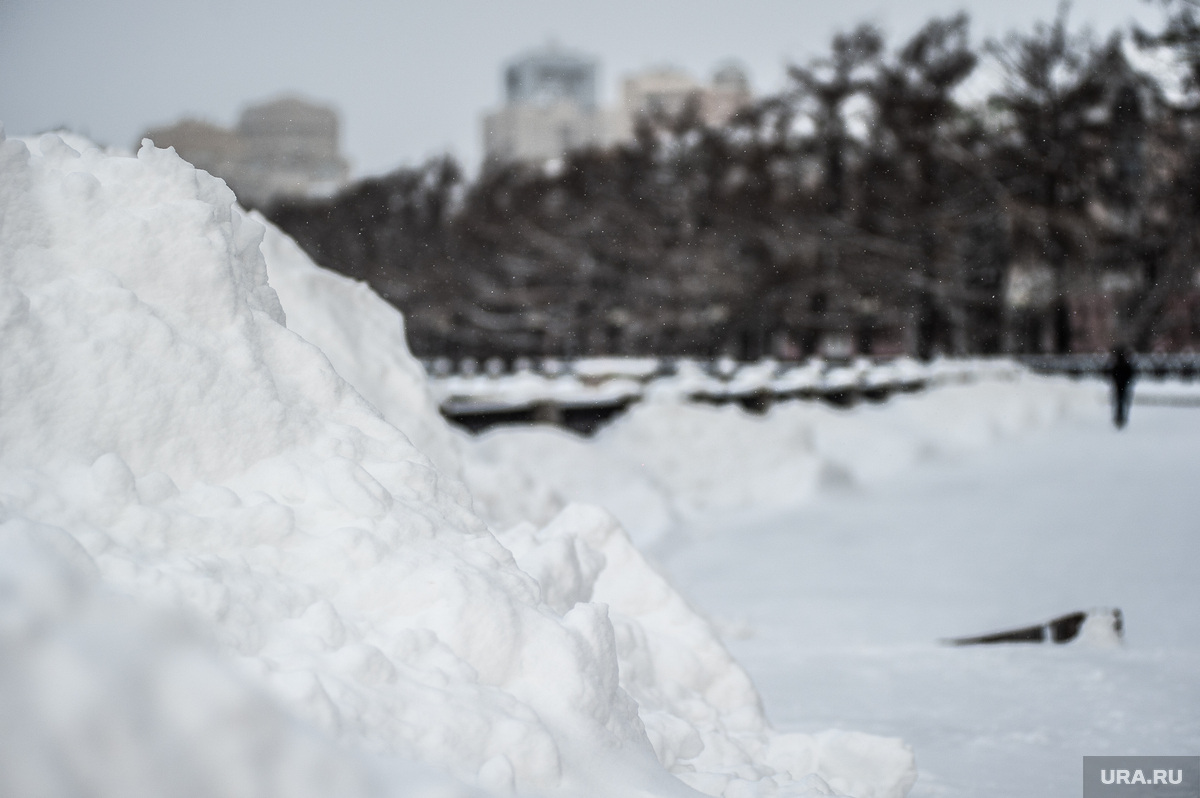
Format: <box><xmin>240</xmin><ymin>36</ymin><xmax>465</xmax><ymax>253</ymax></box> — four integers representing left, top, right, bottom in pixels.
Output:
<box><xmin>428</xmin><ymin>357</ymin><xmax>1016</xmax><ymax>435</ymax></box>
<box><xmin>1019</xmin><ymin>353</ymin><xmax>1200</xmax><ymax>380</ymax></box>
<box><xmin>430</xmin><ymin>354</ymin><xmax>1200</xmax><ymax>435</ymax></box>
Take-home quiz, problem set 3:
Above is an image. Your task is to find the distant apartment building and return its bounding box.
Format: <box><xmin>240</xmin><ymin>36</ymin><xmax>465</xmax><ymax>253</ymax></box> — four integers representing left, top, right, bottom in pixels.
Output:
<box><xmin>483</xmin><ymin>45</ymin><xmax>753</xmax><ymax>166</ymax></box>
<box><xmin>483</xmin><ymin>45</ymin><xmax>608</xmax><ymax>164</ymax></box>
<box><xmin>142</xmin><ymin>96</ymin><xmax>349</xmax><ymax>207</ymax></box>
<box><xmin>611</xmin><ymin>62</ymin><xmax>752</xmax><ymax>141</ymax></box>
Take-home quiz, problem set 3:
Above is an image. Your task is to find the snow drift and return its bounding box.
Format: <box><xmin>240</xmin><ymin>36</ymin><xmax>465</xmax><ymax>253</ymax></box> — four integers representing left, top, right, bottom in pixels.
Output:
<box><xmin>466</xmin><ymin>375</ymin><xmax>1102</xmax><ymax>546</ymax></box>
<box><xmin>0</xmin><ymin>129</ymin><xmax>915</xmax><ymax>798</ymax></box>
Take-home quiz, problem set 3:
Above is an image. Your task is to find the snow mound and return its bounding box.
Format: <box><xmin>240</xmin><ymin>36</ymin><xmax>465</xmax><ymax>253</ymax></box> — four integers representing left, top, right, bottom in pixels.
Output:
<box><xmin>468</xmin><ymin>425</ymin><xmax>675</xmax><ymax>547</ymax></box>
<box><xmin>497</xmin><ymin>504</ymin><xmax>915</xmax><ymax>798</ymax></box>
<box><xmin>0</xmin><ymin>130</ymin><xmax>914</xmax><ymax>798</ymax></box>
<box><xmin>471</xmin><ymin>375</ymin><xmax>1103</xmax><ymax>541</ymax></box>
<box><xmin>259</xmin><ymin>219</ymin><xmax>577</xmax><ymax>538</ymax></box>
<box><xmin>0</xmin><ymin>521</ymin><xmax>466</xmax><ymax>798</ymax></box>
<box><xmin>258</xmin><ymin>219</ymin><xmax>464</xmax><ymax>479</ymax></box>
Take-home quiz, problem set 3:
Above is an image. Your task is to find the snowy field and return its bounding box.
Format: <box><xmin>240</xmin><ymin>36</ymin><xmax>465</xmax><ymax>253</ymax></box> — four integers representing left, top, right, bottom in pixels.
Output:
<box><xmin>2</xmin><ymin>129</ymin><xmax>1196</xmax><ymax>798</ymax></box>
<box><xmin>658</xmin><ymin>404</ymin><xmax>1200</xmax><ymax>798</ymax></box>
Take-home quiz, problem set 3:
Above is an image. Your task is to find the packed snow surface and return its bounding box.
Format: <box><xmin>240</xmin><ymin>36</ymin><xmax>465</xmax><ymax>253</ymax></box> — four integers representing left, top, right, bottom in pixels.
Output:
<box><xmin>0</xmin><ymin>130</ymin><xmax>926</xmax><ymax>797</ymax></box>
<box><xmin>659</xmin><ymin>406</ymin><xmax>1200</xmax><ymax>797</ymax></box>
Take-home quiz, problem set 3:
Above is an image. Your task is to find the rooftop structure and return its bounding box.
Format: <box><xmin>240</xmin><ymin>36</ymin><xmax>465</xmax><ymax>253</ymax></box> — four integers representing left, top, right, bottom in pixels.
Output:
<box><xmin>504</xmin><ymin>46</ymin><xmax>598</xmax><ymax>109</ymax></box>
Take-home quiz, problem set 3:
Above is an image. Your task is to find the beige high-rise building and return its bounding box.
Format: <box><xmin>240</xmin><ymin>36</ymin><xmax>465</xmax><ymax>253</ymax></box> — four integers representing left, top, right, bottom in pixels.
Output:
<box><xmin>703</xmin><ymin>62</ymin><xmax>754</xmax><ymax>126</ymax></box>
<box><xmin>613</xmin><ymin>62</ymin><xmax>753</xmax><ymax>140</ymax></box>
<box><xmin>142</xmin><ymin>95</ymin><xmax>349</xmax><ymax>207</ymax></box>
<box><xmin>616</xmin><ymin>67</ymin><xmax>699</xmax><ymax>138</ymax></box>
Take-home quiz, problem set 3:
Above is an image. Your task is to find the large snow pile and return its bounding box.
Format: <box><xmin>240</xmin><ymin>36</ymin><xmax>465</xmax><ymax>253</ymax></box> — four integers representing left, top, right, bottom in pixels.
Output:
<box><xmin>259</xmin><ymin>205</ymin><xmax>913</xmax><ymax>798</ymax></box>
<box><xmin>0</xmin><ymin>130</ymin><xmax>916</xmax><ymax>798</ymax></box>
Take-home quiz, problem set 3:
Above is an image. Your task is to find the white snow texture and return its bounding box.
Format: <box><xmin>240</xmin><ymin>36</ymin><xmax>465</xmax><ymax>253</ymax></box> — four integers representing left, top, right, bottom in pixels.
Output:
<box><xmin>0</xmin><ymin>130</ymin><xmax>923</xmax><ymax>797</ymax></box>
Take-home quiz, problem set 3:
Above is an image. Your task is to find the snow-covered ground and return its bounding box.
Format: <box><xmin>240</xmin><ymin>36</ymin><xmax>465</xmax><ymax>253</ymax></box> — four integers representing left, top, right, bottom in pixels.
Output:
<box><xmin>4</xmin><ymin>127</ymin><xmax>1193</xmax><ymax>798</ymax></box>
<box><xmin>1132</xmin><ymin>378</ymin><xmax>1200</xmax><ymax>406</ymax></box>
<box><xmin>658</xmin><ymin>404</ymin><xmax>1200</xmax><ymax>798</ymax></box>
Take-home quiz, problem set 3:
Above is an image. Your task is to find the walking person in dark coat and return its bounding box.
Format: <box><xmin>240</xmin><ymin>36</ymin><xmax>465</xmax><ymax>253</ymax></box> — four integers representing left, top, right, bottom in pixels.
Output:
<box><xmin>1107</xmin><ymin>346</ymin><xmax>1136</xmax><ymax>429</ymax></box>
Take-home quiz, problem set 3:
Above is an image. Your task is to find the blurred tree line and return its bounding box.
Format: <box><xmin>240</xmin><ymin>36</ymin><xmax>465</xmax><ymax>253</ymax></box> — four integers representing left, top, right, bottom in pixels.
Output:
<box><xmin>268</xmin><ymin>2</ymin><xmax>1200</xmax><ymax>361</ymax></box>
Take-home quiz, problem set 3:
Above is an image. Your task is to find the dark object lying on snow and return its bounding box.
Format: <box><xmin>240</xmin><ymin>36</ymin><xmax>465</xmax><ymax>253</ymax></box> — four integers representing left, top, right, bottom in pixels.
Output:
<box><xmin>945</xmin><ymin>608</ymin><xmax>1123</xmax><ymax>646</ymax></box>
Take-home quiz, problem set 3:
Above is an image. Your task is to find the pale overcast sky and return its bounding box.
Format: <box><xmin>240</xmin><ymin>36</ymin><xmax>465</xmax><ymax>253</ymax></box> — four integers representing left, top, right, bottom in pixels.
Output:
<box><xmin>0</xmin><ymin>0</ymin><xmax>1161</xmax><ymax>177</ymax></box>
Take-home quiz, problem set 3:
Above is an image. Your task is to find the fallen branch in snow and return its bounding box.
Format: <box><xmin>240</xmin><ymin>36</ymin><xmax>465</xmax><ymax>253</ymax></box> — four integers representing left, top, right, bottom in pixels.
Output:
<box><xmin>944</xmin><ymin>608</ymin><xmax>1124</xmax><ymax>646</ymax></box>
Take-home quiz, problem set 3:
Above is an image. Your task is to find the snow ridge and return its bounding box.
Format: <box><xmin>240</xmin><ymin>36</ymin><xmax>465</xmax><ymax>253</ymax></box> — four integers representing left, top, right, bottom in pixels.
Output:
<box><xmin>0</xmin><ymin>130</ymin><xmax>914</xmax><ymax>798</ymax></box>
